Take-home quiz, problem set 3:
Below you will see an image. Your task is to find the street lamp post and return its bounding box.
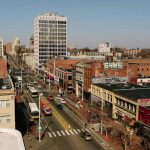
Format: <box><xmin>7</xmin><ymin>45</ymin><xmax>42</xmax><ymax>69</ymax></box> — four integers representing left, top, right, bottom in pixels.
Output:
<box><xmin>39</xmin><ymin>93</ymin><xmax>43</xmax><ymax>142</ymax></box>
<box><xmin>100</xmin><ymin>93</ymin><xmax>104</xmax><ymax>134</ymax></box>
<box><xmin>49</xmin><ymin>68</ymin><xmax>50</xmax><ymax>91</ymax></box>
<box><xmin>20</xmin><ymin>66</ymin><xmax>23</xmax><ymax>93</ymax></box>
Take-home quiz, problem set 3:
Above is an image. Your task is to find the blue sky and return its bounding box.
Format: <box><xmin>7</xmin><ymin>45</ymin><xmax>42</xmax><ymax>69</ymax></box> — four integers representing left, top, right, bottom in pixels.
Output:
<box><xmin>0</xmin><ymin>0</ymin><xmax>150</xmax><ymax>49</ymax></box>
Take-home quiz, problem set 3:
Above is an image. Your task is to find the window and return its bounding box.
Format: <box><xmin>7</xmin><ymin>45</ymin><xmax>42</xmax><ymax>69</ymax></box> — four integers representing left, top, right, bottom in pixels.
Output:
<box><xmin>0</xmin><ymin>116</ymin><xmax>11</xmax><ymax>124</ymax></box>
<box><xmin>68</xmin><ymin>76</ymin><xmax>72</xmax><ymax>80</ymax></box>
<box><xmin>0</xmin><ymin>100</ymin><xmax>10</xmax><ymax>108</ymax></box>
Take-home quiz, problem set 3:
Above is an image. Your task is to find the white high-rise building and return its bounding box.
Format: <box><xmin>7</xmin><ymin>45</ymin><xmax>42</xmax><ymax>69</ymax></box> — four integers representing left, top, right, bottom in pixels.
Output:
<box><xmin>0</xmin><ymin>37</ymin><xmax>3</xmax><ymax>56</ymax></box>
<box><xmin>12</xmin><ymin>37</ymin><xmax>21</xmax><ymax>56</ymax></box>
<box><xmin>34</xmin><ymin>12</ymin><xmax>67</xmax><ymax>70</ymax></box>
<box><xmin>98</xmin><ymin>42</ymin><xmax>111</xmax><ymax>53</ymax></box>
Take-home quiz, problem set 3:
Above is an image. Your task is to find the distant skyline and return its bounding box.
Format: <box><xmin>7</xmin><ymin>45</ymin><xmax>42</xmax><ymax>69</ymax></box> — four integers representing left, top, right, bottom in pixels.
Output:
<box><xmin>0</xmin><ymin>0</ymin><xmax>150</xmax><ymax>49</ymax></box>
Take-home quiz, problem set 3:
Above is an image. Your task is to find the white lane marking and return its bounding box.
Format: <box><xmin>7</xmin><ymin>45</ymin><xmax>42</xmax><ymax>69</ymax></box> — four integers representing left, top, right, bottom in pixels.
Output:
<box><xmin>69</xmin><ymin>130</ymin><xmax>74</xmax><ymax>135</ymax></box>
<box><xmin>52</xmin><ymin>132</ymin><xmax>57</xmax><ymax>137</ymax></box>
<box><xmin>65</xmin><ymin>130</ymin><xmax>70</xmax><ymax>135</ymax></box>
<box><xmin>77</xmin><ymin>129</ymin><xmax>81</xmax><ymax>133</ymax></box>
<box><xmin>56</xmin><ymin>131</ymin><xmax>61</xmax><ymax>136</ymax></box>
<box><xmin>73</xmin><ymin>129</ymin><xmax>78</xmax><ymax>134</ymax></box>
<box><xmin>61</xmin><ymin>130</ymin><xmax>66</xmax><ymax>136</ymax></box>
<box><xmin>48</xmin><ymin>132</ymin><xmax>53</xmax><ymax>138</ymax></box>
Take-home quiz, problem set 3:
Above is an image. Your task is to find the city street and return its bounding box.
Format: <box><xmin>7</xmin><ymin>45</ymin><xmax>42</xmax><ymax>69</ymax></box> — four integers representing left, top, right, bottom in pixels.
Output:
<box><xmin>19</xmin><ymin>72</ymin><xmax>105</xmax><ymax>150</ymax></box>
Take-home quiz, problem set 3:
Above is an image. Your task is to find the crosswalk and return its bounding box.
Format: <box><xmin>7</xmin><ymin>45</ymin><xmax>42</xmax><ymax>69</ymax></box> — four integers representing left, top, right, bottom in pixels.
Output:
<box><xmin>48</xmin><ymin>128</ymin><xmax>84</xmax><ymax>138</ymax></box>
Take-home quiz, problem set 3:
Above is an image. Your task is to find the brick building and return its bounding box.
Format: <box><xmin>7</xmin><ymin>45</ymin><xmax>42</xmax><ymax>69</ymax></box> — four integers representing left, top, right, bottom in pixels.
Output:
<box><xmin>91</xmin><ymin>83</ymin><xmax>150</xmax><ymax>125</ymax></box>
<box><xmin>84</xmin><ymin>61</ymin><xmax>103</xmax><ymax>100</ymax></box>
<box><xmin>0</xmin><ymin>57</ymin><xmax>7</xmax><ymax>78</ymax></box>
<box><xmin>139</xmin><ymin>106</ymin><xmax>150</xmax><ymax>125</ymax></box>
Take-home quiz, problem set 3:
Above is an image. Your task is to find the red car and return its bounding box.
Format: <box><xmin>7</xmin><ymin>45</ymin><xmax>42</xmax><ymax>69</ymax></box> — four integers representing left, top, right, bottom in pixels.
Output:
<box><xmin>48</xmin><ymin>95</ymin><xmax>54</xmax><ymax>101</ymax></box>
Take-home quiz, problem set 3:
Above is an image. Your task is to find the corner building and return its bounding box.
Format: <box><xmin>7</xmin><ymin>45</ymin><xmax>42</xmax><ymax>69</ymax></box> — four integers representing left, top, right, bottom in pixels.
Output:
<box><xmin>34</xmin><ymin>13</ymin><xmax>67</xmax><ymax>70</ymax></box>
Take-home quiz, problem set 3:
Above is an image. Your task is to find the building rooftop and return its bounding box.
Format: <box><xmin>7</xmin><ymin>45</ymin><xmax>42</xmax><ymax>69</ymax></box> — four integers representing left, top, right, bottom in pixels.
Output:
<box><xmin>93</xmin><ymin>83</ymin><xmax>150</xmax><ymax>101</ymax></box>
<box><xmin>0</xmin><ymin>128</ymin><xmax>25</xmax><ymax>150</ymax></box>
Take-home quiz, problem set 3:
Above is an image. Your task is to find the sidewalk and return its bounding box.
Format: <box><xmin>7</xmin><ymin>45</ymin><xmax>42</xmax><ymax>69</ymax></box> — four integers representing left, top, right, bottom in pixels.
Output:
<box><xmin>65</xmin><ymin>93</ymin><xmax>145</xmax><ymax>150</ymax></box>
<box><xmin>32</xmin><ymin>78</ymin><xmax>146</xmax><ymax>150</ymax></box>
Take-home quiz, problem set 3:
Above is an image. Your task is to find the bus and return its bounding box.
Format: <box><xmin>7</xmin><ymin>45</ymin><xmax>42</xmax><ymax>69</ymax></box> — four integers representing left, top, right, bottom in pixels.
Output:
<box><xmin>29</xmin><ymin>103</ymin><xmax>39</xmax><ymax>119</ymax></box>
<box><xmin>28</xmin><ymin>86</ymin><xmax>39</xmax><ymax>98</ymax></box>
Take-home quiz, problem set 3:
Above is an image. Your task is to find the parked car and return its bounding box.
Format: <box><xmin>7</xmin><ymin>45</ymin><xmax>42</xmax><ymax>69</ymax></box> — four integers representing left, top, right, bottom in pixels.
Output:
<box><xmin>48</xmin><ymin>95</ymin><xmax>54</xmax><ymax>101</ymax></box>
<box><xmin>59</xmin><ymin>98</ymin><xmax>66</xmax><ymax>104</ymax></box>
<box><xmin>33</xmin><ymin>81</ymin><xmax>37</xmax><ymax>85</ymax></box>
<box><xmin>81</xmin><ymin>130</ymin><xmax>92</xmax><ymax>141</ymax></box>
<box><xmin>55</xmin><ymin>94</ymin><xmax>62</xmax><ymax>100</ymax></box>
<box><xmin>26</xmin><ymin>83</ymin><xmax>32</xmax><ymax>89</ymax></box>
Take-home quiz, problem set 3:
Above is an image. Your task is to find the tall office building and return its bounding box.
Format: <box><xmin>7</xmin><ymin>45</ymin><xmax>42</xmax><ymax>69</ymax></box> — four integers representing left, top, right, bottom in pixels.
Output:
<box><xmin>0</xmin><ymin>37</ymin><xmax>4</xmax><ymax>56</ymax></box>
<box><xmin>34</xmin><ymin>13</ymin><xmax>67</xmax><ymax>70</ymax></box>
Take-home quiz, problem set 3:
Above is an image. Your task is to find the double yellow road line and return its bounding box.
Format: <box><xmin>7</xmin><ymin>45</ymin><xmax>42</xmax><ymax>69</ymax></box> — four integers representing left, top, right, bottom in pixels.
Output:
<box><xmin>49</xmin><ymin>104</ymin><xmax>72</xmax><ymax>130</ymax></box>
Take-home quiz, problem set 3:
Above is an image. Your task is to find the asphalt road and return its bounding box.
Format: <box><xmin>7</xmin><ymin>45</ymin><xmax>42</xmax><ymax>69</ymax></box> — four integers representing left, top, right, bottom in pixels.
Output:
<box><xmin>22</xmin><ymin>74</ymin><xmax>105</xmax><ymax>150</ymax></box>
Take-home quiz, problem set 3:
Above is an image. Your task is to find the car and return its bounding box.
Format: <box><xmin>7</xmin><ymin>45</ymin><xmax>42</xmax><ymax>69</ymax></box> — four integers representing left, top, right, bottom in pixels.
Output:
<box><xmin>33</xmin><ymin>81</ymin><xmax>37</xmax><ymax>85</ymax></box>
<box><xmin>81</xmin><ymin>130</ymin><xmax>92</xmax><ymax>141</ymax></box>
<box><xmin>48</xmin><ymin>95</ymin><xmax>54</xmax><ymax>101</ymax></box>
<box><xmin>26</xmin><ymin>83</ymin><xmax>32</xmax><ymax>89</ymax></box>
<box><xmin>55</xmin><ymin>94</ymin><xmax>62</xmax><ymax>100</ymax></box>
<box><xmin>59</xmin><ymin>98</ymin><xmax>66</xmax><ymax>104</ymax></box>
<box><xmin>54</xmin><ymin>100</ymin><xmax>63</xmax><ymax>109</ymax></box>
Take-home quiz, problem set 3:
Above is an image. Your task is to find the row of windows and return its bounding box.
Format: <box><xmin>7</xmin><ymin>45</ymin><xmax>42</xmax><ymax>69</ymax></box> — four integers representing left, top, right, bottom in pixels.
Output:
<box><xmin>39</xmin><ymin>20</ymin><xmax>66</xmax><ymax>24</ymax></box>
<box><xmin>39</xmin><ymin>24</ymin><xmax>66</xmax><ymax>29</ymax></box>
<box><xmin>0</xmin><ymin>100</ymin><xmax>10</xmax><ymax>108</ymax></box>
<box><xmin>39</xmin><ymin>32</ymin><xmax>66</xmax><ymax>36</ymax></box>
<box><xmin>138</xmin><ymin>68</ymin><xmax>149</xmax><ymax>71</ymax></box>
<box><xmin>39</xmin><ymin>51</ymin><xmax>66</xmax><ymax>55</ymax></box>
<box><xmin>115</xmin><ymin>98</ymin><xmax>136</xmax><ymax>112</ymax></box>
<box><xmin>39</xmin><ymin>45</ymin><xmax>66</xmax><ymax>48</ymax></box>
<box><xmin>39</xmin><ymin>37</ymin><xmax>66</xmax><ymax>40</ymax></box>
<box><xmin>39</xmin><ymin>53</ymin><xmax>66</xmax><ymax>59</ymax></box>
<box><xmin>39</xmin><ymin>28</ymin><xmax>57</xmax><ymax>32</ymax></box>
<box><xmin>0</xmin><ymin>116</ymin><xmax>11</xmax><ymax>124</ymax></box>
<box><xmin>39</xmin><ymin>41</ymin><xmax>66</xmax><ymax>44</ymax></box>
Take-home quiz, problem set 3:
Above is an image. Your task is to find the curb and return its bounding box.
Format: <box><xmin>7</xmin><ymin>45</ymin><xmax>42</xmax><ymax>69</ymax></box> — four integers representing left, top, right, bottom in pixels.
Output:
<box><xmin>63</xmin><ymin>100</ymin><xmax>115</xmax><ymax>150</ymax></box>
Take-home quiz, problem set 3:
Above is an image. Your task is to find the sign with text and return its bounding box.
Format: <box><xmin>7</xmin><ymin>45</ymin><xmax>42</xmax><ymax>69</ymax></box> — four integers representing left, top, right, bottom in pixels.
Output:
<box><xmin>104</xmin><ymin>62</ymin><xmax>123</xmax><ymax>69</ymax></box>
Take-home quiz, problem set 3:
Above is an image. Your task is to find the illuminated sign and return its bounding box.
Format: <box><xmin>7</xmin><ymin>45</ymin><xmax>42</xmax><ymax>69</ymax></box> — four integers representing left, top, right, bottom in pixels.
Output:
<box><xmin>104</xmin><ymin>62</ymin><xmax>123</xmax><ymax>69</ymax></box>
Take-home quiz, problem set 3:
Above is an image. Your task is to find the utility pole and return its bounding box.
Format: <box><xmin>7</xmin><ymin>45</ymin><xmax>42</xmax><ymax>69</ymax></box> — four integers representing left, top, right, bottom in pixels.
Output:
<box><xmin>82</xmin><ymin>66</ymin><xmax>84</xmax><ymax>101</ymax></box>
<box><xmin>39</xmin><ymin>93</ymin><xmax>43</xmax><ymax>142</ymax></box>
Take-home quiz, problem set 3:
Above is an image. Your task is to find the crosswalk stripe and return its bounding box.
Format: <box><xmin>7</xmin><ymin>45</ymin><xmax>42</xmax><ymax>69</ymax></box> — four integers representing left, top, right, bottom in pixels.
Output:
<box><xmin>73</xmin><ymin>129</ymin><xmax>78</xmax><ymax>134</ymax></box>
<box><xmin>69</xmin><ymin>130</ymin><xmax>74</xmax><ymax>135</ymax></box>
<box><xmin>56</xmin><ymin>131</ymin><xmax>61</xmax><ymax>136</ymax></box>
<box><xmin>77</xmin><ymin>129</ymin><xmax>81</xmax><ymax>133</ymax></box>
<box><xmin>65</xmin><ymin>130</ymin><xmax>70</xmax><ymax>135</ymax></box>
<box><xmin>48</xmin><ymin>132</ymin><xmax>53</xmax><ymax>138</ymax></box>
<box><xmin>61</xmin><ymin>130</ymin><xmax>66</xmax><ymax>136</ymax></box>
<box><xmin>81</xmin><ymin>129</ymin><xmax>84</xmax><ymax>132</ymax></box>
<box><xmin>52</xmin><ymin>132</ymin><xmax>57</xmax><ymax>137</ymax></box>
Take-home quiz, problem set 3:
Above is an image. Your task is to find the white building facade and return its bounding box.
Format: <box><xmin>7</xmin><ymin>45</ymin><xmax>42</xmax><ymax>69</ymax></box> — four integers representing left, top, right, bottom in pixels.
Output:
<box><xmin>98</xmin><ymin>42</ymin><xmax>111</xmax><ymax>53</ymax></box>
<box><xmin>0</xmin><ymin>37</ymin><xmax>3</xmax><ymax>56</ymax></box>
<box><xmin>34</xmin><ymin>13</ymin><xmax>67</xmax><ymax>70</ymax></box>
<box><xmin>12</xmin><ymin>37</ymin><xmax>21</xmax><ymax>56</ymax></box>
<box><xmin>0</xmin><ymin>76</ymin><xmax>15</xmax><ymax>129</ymax></box>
